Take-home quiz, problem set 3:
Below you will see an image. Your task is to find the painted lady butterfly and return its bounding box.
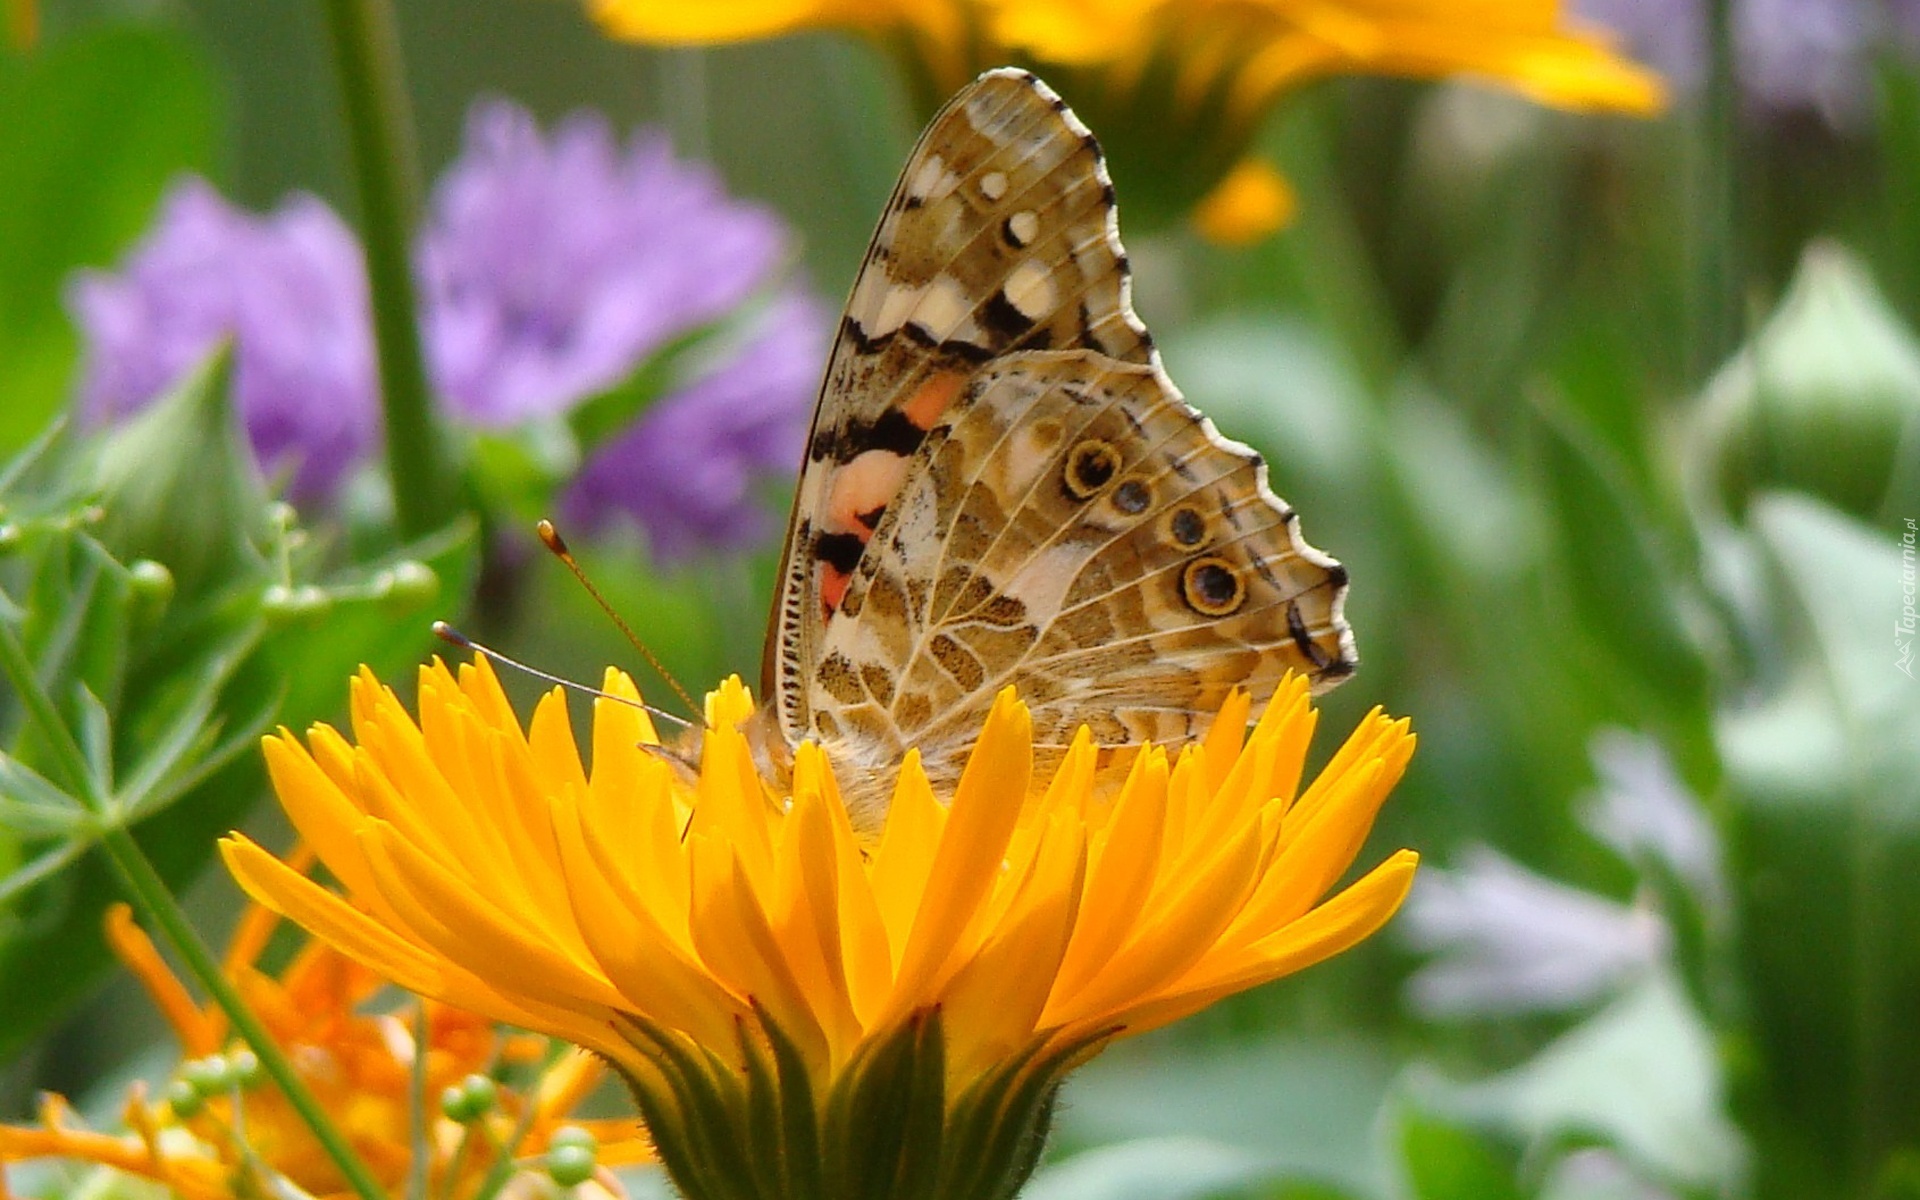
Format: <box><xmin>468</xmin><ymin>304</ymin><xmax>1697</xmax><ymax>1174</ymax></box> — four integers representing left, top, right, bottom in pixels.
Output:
<box><xmin>747</xmin><ymin>69</ymin><xmax>1354</xmax><ymax>831</ymax></box>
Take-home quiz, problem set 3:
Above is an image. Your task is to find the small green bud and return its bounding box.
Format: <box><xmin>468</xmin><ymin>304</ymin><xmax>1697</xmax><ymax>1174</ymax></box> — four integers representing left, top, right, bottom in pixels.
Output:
<box><xmin>0</xmin><ymin>523</ymin><xmax>21</xmax><ymax>555</ymax></box>
<box><xmin>166</xmin><ymin>1078</ymin><xmax>205</xmax><ymax>1119</ymax></box>
<box><xmin>545</xmin><ymin>1137</ymin><xmax>597</xmax><ymax>1188</ymax></box>
<box><xmin>182</xmin><ymin>1054</ymin><xmax>233</xmax><ymax>1095</ymax></box>
<box><xmin>127</xmin><ymin>559</ymin><xmax>175</xmax><ymax>621</ymax></box>
<box><xmin>548</xmin><ymin>1125</ymin><xmax>596</xmax><ymax>1154</ymax></box>
<box><xmin>440</xmin><ymin>1073</ymin><xmax>498</xmax><ymax>1122</ymax></box>
<box><xmin>265</xmin><ymin>501</ymin><xmax>299</xmax><ymax>532</ymax></box>
<box><xmin>229</xmin><ymin>1048</ymin><xmax>262</xmax><ymax>1087</ymax></box>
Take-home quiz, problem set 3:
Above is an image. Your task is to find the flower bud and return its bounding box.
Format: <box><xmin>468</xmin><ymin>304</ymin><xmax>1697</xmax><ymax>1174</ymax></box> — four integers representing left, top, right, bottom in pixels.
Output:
<box><xmin>440</xmin><ymin>1073</ymin><xmax>498</xmax><ymax>1122</ymax></box>
<box><xmin>1693</xmin><ymin>243</ymin><xmax>1920</xmax><ymax>520</ymax></box>
<box><xmin>545</xmin><ymin>1126</ymin><xmax>597</xmax><ymax>1187</ymax></box>
<box><xmin>127</xmin><ymin>559</ymin><xmax>175</xmax><ymax>623</ymax></box>
<box><xmin>166</xmin><ymin>1078</ymin><xmax>204</xmax><ymax>1119</ymax></box>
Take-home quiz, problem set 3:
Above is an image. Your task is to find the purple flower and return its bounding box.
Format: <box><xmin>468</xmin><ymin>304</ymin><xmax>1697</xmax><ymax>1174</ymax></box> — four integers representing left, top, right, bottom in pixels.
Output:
<box><xmin>1582</xmin><ymin>729</ymin><xmax>1728</xmax><ymax>918</ymax></box>
<box><xmin>67</xmin><ymin>177</ymin><xmax>378</xmax><ymax>502</ymax></box>
<box><xmin>565</xmin><ymin>290</ymin><xmax>828</xmax><ymax>563</ymax></box>
<box><xmin>1401</xmin><ymin>847</ymin><xmax>1670</xmax><ymax>1019</ymax></box>
<box><xmin>418</xmin><ymin>99</ymin><xmax>790</xmax><ymax>427</ymax></box>
<box><xmin>1576</xmin><ymin>0</ymin><xmax>1908</xmax><ymax>127</ymax></box>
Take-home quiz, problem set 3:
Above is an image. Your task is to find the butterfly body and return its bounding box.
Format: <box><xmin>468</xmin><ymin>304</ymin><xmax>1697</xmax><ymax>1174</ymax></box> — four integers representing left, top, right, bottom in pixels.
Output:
<box><xmin>758</xmin><ymin>69</ymin><xmax>1353</xmax><ymax>832</ymax></box>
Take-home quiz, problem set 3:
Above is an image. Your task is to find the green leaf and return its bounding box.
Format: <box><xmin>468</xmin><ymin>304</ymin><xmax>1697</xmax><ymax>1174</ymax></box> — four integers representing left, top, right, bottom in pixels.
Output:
<box><xmin>1408</xmin><ymin>970</ymin><xmax>1744</xmax><ymax>1192</ymax></box>
<box><xmin>1527</xmin><ymin>389</ymin><xmax>1711</xmax><ymax>718</ymax></box>
<box><xmin>1716</xmin><ymin>494</ymin><xmax>1920</xmax><ymax>1197</ymax></box>
<box><xmin>1397</xmin><ymin>1112</ymin><xmax>1525</xmax><ymax>1200</ymax></box>
<box><xmin>1025</xmin><ymin>1137</ymin><xmax>1358</xmax><ymax>1200</ymax></box>
<box><xmin>1053</xmin><ymin>1034</ymin><xmax>1398</xmax><ymax>1200</ymax></box>
<box><xmin>0</xmin><ymin>24</ymin><xmax>221</xmax><ymax>451</ymax></box>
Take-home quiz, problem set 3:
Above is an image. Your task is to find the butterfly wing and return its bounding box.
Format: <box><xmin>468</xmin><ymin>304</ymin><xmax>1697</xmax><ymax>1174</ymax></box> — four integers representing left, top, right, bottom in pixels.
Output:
<box><xmin>763</xmin><ymin>68</ymin><xmax>1153</xmax><ymax>750</ymax></box>
<box><xmin>812</xmin><ymin>349</ymin><xmax>1355</xmax><ymax>794</ymax></box>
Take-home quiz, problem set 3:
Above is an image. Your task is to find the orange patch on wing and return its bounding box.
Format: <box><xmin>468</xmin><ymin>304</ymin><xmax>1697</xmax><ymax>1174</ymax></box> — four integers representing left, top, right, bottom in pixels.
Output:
<box><xmin>903</xmin><ymin>372</ymin><xmax>964</xmax><ymax>430</ymax></box>
<box><xmin>825</xmin><ymin>450</ymin><xmax>909</xmax><ymax>537</ymax></box>
<box><xmin>821</xmin><ymin>565</ymin><xmax>851</xmax><ymax>617</ymax></box>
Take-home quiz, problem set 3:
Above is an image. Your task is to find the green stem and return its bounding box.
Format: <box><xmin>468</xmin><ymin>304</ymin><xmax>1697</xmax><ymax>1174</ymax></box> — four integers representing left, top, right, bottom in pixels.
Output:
<box><xmin>99</xmin><ymin>826</ymin><xmax>391</xmax><ymax>1200</ymax></box>
<box><xmin>1693</xmin><ymin>0</ymin><xmax>1743</xmax><ymax>380</ymax></box>
<box><xmin>0</xmin><ymin>620</ymin><xmax>98</xmax><ymax>805</ymax></box>
<box><xmin>318</xmin><ymin>0</ymin><xmax>455</xmax><ymax>538</ymax></box>
<box><xmin>470</xmin><ymin>1040</ymin><xmax>568</xmax><ymax>1200</ymax></box>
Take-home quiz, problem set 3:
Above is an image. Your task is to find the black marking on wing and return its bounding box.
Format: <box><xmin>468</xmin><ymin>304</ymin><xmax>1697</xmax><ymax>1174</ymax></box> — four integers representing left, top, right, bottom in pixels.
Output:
<box><xmin>814</xmin><ymin>531</ymin><xmax>865</xmax><ymax>573</ymax></box>
<box><xmin>981</xmin><ymin>288</ymin><xmax>1038</xmax><ymax>340</ymax></box>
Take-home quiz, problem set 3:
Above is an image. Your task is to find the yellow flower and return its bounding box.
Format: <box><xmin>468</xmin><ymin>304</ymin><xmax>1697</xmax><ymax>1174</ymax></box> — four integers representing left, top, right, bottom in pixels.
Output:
<box><xmin>219</xmin><ymin>658</ymin><xmax>1416</xmax><ymax>1199</ymax></box>
<box><xmin>1191</xmin><ymin>157</ymin><xmax>1297</xmax><ymax>245</ymax></box>
<box><xmin>0</xmin><ymin>881</ymin><xmax>648</xmax><ymax>1200</ymax></box>
<box><xmin>586</xmin><ymin>0</ymin><xmax>1662</xmax><ymax>234</ymax></box>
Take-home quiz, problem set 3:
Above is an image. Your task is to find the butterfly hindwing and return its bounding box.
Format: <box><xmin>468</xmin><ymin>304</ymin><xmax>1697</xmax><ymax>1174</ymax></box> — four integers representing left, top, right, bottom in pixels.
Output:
<box><xmin>810</xmin><ymin>350</ymin><xmax>1354</xmax><ymax>798</ymax></box>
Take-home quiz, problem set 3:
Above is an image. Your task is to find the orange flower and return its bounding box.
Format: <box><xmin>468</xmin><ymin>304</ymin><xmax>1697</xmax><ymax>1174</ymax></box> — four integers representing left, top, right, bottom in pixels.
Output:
<box><xmin>587</xmin><ymin>0</ymin><xmax>1662</xmax><ymax>237</ymax></box>
<box><xmin>220</xmin><ymin>660</ymin><xmax>1416</xmax><ymax>1198</ymax></box>
<box><xmin>0</xmin><ymin>882</ymin><xmax>649</xmax><ymax>1200</ymax></box>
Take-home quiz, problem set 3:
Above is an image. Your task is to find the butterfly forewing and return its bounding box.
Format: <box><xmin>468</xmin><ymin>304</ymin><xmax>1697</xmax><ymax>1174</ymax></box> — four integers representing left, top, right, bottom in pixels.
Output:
<box><xmin>764</xmin><ymin>68</ymin><xmax>1153</xmax><ymax>746</ymax></box>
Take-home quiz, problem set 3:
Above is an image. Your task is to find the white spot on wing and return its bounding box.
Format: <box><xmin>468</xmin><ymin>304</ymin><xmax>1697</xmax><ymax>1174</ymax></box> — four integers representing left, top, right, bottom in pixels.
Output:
<box><xmin>849</xmin><ymin>267</ymin><xmax>923</xmax><ymax>338</ymax></box>
<box><xmin>980</xmin><ymin>171</ymin><xmax>1009</xmax><ymax>200</ymax></box>
<box><xmin>910</xmin><ymin>274</ymin><xmax>978</xmax><ymax>343</ymax></box>
<box><xmin>1007</xmin><ymin>210</ymin><xmax>1040</xmax><ymax>246</ymax></box>
<box><xmin>907</xmin><ymin>153</ymin><xmax>959</xmax><ymax>202</ymax></box>
<box><xmin>1003</xmin><ymin>259</ymin><xmax>1057</xmax><ymax>321</ymax></box>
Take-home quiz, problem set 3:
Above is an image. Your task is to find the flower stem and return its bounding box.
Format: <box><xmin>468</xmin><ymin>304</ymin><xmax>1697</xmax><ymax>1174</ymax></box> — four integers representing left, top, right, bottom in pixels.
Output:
<box><xmin>1693</xmin><ymin>0</ymin><xmax>1744</xmax><ymax>379</ymax></box>
<box><xmin>97</xmin><ymin>827</ymin><xmax>393</xmax><ymax>1200</ymax></box>
<box><xmin>317</xmin><ymin>0</ymin><xmax>455</xmax><ymax>538</ymax></box>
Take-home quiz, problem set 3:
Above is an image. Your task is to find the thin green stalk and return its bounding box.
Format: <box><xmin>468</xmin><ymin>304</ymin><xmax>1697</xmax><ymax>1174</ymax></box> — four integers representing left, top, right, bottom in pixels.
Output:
<box><xmin>470</xmin><ymin>1040</ymin><xmax>569</xmax><ymax>1200</ymax></box>
<box><xmin>318</xmin><ymin>0</ymin><xmax>456</xmax><ymax>538</ymax></box>
<box><xmin>1692</xmin><ymin>0</ymin><xmax>1743</xmax><ymax>380</ymax></box>
<box><xmin>0</xmin><ymin>621</ymin><xmax>97</xmax><ymax>804</ymax></box>
<box><xmin>0</xmin><ymin>623</ymin><xmax>387</xmax><ymax>1200</ymax></box>
<box><xmin>407</xmin><ymin>1004</ymin><xmax>432</xmax><ymax>1200</ymax></box>
<box><xmin>96</xmin><ymin>829</ymin><xmax>392</xmax><ymax>1200</ymax></box>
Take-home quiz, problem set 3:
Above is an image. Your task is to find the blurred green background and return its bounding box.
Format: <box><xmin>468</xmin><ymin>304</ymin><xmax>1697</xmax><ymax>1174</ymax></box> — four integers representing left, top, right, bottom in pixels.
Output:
<box><xmin>4</xmin><ymin>2</ymin><xmax>1919</xmax><ymax>1199</ymax></box>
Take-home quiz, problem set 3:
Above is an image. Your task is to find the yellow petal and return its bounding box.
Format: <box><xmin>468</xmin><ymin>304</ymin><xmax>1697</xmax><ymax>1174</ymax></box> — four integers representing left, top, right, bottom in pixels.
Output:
<box><xmin>882</xmin><ymin>688</ymin><xmax>1032</xmax><ymax>1020</ymax></box>
<box><xmin>870</xmin><ymin>748</ymin><xmax>946</xmax><ymax>970</ymax></box>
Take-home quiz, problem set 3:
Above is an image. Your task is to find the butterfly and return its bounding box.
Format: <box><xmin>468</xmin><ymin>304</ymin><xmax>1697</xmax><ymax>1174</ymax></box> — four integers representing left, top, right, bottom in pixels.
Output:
<box><xmin>745</xmin><ymin>68</ymin><xmax>1354</xmax><ymax>832</ymax></box>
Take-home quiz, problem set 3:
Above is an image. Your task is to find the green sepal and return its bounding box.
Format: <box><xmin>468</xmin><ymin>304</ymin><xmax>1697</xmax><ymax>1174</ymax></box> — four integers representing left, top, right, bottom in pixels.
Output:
<box><xmin>612</xmin><ymin>1007</ymin><xmax>1095</xmax><ymax>1200</ymax></box>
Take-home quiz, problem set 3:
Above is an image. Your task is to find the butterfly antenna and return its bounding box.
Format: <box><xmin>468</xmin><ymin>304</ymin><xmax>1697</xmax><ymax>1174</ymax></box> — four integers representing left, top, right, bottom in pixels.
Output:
<box><xmin>536</xmin><ymin>520</ymin><xmax>703</xmax><ymax>721</ymax></box>
<box><xmin>431</xmin><ymin>621</ymin><xmax>694</xmax><ymax>731</ymax></box>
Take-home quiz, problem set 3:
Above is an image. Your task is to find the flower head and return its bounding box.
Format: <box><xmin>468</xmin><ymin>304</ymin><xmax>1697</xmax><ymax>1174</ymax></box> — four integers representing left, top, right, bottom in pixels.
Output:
<box><xmin>221</xmin><ymin>659</ymin><xmax>1416</xmax><ymax>1198</ymax></box>
<box><xmin>0</xmin><ymin>887</ymin><xmax>647</xmax><ymax>1200</ymax></box>
<box><xmin>562</xmin><ymin>290</ymin><xmax>829</xmax><ymax>562</ymax></box>
<box><xmin>418</xmin><ymin>99</ymin><xmax>793</xmax><ymax>426</ymax></box>
<box><xmin>588</xmin><ymin>0</ymin><xmax>1663</xmax><ymax>234</ymax></box>
<box><xmin>67</xmin><ymin>177</ymin><xmax>379</xmax><ymax>502</ymax></box>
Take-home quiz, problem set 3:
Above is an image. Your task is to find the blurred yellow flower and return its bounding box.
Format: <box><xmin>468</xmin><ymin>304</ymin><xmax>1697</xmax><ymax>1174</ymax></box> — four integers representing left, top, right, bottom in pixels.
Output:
<box><xmin>0</xmin><ymin>881</ymin><xmax>647</xmax><ymax>1200</ymax></box>
<box><xmin>218</xmin><ymin>659</ymin><xmax>1416</xmax><ymax>1197</ymax></box>
<box><xmin>1192</xmin><ymin>156</ymin><xmax>1297</xmax><ymax>244</ymax></box>
<box><xmin>589</xmin><ymin>0</ymin><xmax>1662</xmax><ymax>236</ymax></box>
